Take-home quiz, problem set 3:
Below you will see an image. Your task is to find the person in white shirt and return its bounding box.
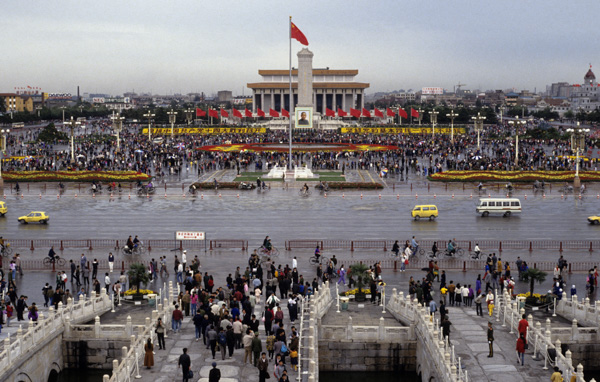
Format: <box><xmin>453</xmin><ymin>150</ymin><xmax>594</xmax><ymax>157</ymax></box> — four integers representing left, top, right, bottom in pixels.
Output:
<box><xmin>182</xmin><ymin>250</ymin><xmax>187</xmax><ymax>269</ymax></box>
<box><xmin>474</xmin><ymin>244</ymin><xmax>481</xmax><ymax>259</ymax></box>
<box><xmin>104</xmin><ymin>273</ymin><xmax>111</xmax><ymax>294</ymax></box>
<box><xmin>292</xmin><ymin>257</ymin><xmax>297</xmax><ymax>270</ymax></box>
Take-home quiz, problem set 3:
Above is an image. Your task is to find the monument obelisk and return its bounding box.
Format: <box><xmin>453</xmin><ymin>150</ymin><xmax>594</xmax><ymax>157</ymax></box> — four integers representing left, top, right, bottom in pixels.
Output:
<box><xmin>297</xmin><ymin>48</ymin><xmax>314</xmax><ymax>108</ymax></box>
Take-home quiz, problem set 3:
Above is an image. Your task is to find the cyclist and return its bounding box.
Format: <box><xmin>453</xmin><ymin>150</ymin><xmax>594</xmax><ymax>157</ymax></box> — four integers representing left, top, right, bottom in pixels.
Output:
<box><xmin>391</xmin><ymin>240</ymin><xmax>400</xmax><ymax>256</ymax></box>
<box><xmin>474</xmin><ymin>243</ymin><xmax>481</xmax><ymax>259</ymax></box>
<box><xmin>262</xmin><ymin>236</ymin><xmax>272</xmax><ymax>254</ymax></box>
<box><xmin>411</xmin><ymin>236</ymin><xmax>419</xmax><ymax>256</ymax></box>
<box><xmin>314</xmin><ymin>245</ymin><xmax>321</xmax><ymax>262</ymax></box>
<box><xmin>256</xmin><ymin>178</ymin><xmax>262</xmax><ymax>189</ymax></box>
<box><xmin>15</xmin><ymin>182</ymin><xmax>20</xmax><ymax>193</ymax></box>
<box><xmin>125</xmin><ymin>236</ymin><xmax>134</xmax><ymax>254</ymax></box>
<box><xmin>48</xmin><ymin>246</ymin><xmax>57</xmax><ymax>262</ymax></box>
<box><xmin>0</xmin><ymin>236</ymin><xmax>4</xmax><ymax>253</ymax></box>
<box><xmin>133</xmin><ymin>235</ymin><xmax>141</xmax><ymax>250</ymax></box>
<box><xmin>214</xmin><ymin>178</ymin><xmax>219</xmax><ymax>189</ymax></box>
<box><xmin>478</xmin><ymin>182</ymin><xmax>483</xmax><ymax>192</ymax></box>
<box><xmin>431</xmin><ymin>242</ymin><xmax>439</xmax><ymax>258</ymax></box>
<box><xmin>404</xmin><ymin>243</ymin><xmax>413</xmax><ymax>258</ymax></box>
<box><xmin>447</xmin><ymin>240</ymin><xmax>456</xmax><ymax>256</ymax></box>
<box><xmin>301</xmin><ymin>183</ymin><xmax>309</xmax><ymax>194</ymax></box>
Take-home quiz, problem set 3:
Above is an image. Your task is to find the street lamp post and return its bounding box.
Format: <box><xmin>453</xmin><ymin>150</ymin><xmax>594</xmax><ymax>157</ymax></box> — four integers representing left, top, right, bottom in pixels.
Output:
<box><xmin>566</xmin><ymin>122</ymin><xmax>590</xmax><ymax>188</ymax></box>
<box><xmin>111</xmin><ymin>112</ymin><xmax>125</xmax><ymax>151</ymax></box>
<box><xmin>508</xmin><ymin>116</ymin><xmax>525</xmax><ymax>167</ymax></box>
<box><xmin>417</xmin><ymin>108</ymin><xmax>424</xmax><ymax>126</ymax></box>
<box><xmin>184</xmin><ymin>108</ymin><xmax>194</xmax><ymax>126</ymax></box>
<box><xmin>0</xmin><ymin>128</ymin><xmax>10</xmax><ymax>182</ymax></box>
<box><xmin>167</xmin><ymin>110</ymin><xmax>178</xmax><ymax>138</ymax></box>
<box><xmin>499</xmin><ymin>105</ymin><xmax>505</xmax><ymax>125</ymax></box>
<box><xmin>429</xmin><ymin>110</ymin><xmax>439</xmax><ymax>137</ymax></box>
<box><xmin>471</xmin><ymin>112</ymin><xmax>486</xmax><ymax>150</ymax></box>
<box><xmin>64</xmin><ymin>116</ymin><xmax>81</xmax><ymax>163</ymax></box>
<box><xmin>143</xmin><ymin>111</ymin><xmax>155</xmax><ymax>140</ymax></box>
<box><xmin>446</xmin><ymin>110</ymin><xmax>458</xmax><ymax>143</ymax></box>
<box><xmin>60</xmin><ymin>106</ymin><xmax>67</xmax><ymax>124</ymax></box>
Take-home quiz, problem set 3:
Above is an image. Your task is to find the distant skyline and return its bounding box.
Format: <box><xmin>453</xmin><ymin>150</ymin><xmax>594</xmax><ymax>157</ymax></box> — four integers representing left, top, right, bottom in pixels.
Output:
<box><xmin>2</xmin><ymin>1</ymin><xmax>598</xmax><ymax>96</ymax></box>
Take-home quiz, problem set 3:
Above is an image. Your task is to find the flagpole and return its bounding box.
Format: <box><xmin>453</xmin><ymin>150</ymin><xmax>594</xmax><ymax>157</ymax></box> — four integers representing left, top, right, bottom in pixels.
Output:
<box><xmin>288</xmin><ymin>16</ymin><xmax>293</xmax><ymax>171</ymax></box>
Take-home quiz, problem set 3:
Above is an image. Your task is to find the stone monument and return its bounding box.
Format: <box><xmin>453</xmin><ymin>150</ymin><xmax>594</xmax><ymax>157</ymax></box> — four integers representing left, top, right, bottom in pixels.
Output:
<box><xmin>297</xmin><ymin>48</ymin><xmax>314</xmax><ymax>108</ymax></box>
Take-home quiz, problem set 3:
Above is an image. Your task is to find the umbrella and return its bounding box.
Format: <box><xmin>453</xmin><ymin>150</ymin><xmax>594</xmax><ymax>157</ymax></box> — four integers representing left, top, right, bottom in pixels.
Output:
<box><xmin>134</xmin><ymin>149</ymin><xmax>143</xmax><ymax>153</ymax></box>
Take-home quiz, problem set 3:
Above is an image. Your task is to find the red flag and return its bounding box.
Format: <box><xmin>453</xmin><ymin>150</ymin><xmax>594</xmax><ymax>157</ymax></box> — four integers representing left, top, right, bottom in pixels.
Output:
<box><xmin>220</xmin><ymin>109</ymin><xmax>229</xmax><ymax>117</ymax></box>
<box><xmin>362</xmin><ymin>108</ymin><xmax>371</xmax><ymax>117</ymax></box>
<box><xmin>282</xmin><ymin>109</ymin><xmax>290</xmax><ymax>118</ymax></box>
<box><xmin>374</xmin><ymin>108</ymin><xmax>383</xmax><ymax>118</ymax></box>
<box><xmin>350</xmin><ymin>108</ymin><xmax>361</xmax><ymax>118</ymax></box>
<box><xmin>233</xmin><ymin>108</ymin><xmax>242</xmax><ymax>118</ymax></box>
<box><xmin>291</xmin><ymin>22</ymin><xmax>309</xmax><ymax>46</ymax></box>
<box><xmin>257</xmin><ymin>108</ymin><xmax>265</xmax><ymax>117</ymax></box>
<box><xmin>244</xmin><ymin>108</ymin><xmax>253</xmax><ymax>117</ymax></box>
<box><xmin>386</xmin><ymin>108</ymin><xmax>396</xmax><ymax>117</ymax></box>
<box><xmin>208</xmin><ymin>109</ymin><xmax>219</xmax><ymax>119</ymax></box>
<box><xmin>325</xmin><ymin>108</ymin><xmax>336</xmax><ymax>117</ymax></box>
<box><xmin>196</xmin><ymin>108</ymin><xmax>206</xmax><ymax>117</ymax></box>
<box><xmin>269</xmin><ymin>108</ymin><xmax>279</xmax><ymax>117</ymax></box>
<box><xmin>411</xmin><ymin>108</ymin><xmax>419</xmax><ymax>118</ymax></box>
<box><xmin>337</xmin><ymin>108</ymin><xmax>347</xmax><ymax>117</ymax></box>
<box><xmin>399</xmin><ymin>108</ymin><xmax>408</xmax><ymax>119</ymax></box>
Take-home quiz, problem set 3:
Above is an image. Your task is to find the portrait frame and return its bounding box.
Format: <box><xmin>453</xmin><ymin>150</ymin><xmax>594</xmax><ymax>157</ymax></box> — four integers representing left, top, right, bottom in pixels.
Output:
<box><xmin>294</xmin><ymin>107</ymin><xmax>313</xmax><ymax>129</ymax></box>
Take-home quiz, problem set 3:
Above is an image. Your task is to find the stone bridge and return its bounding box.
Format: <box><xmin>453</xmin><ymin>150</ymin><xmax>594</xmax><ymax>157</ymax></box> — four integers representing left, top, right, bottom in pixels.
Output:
<box><xmin>0</xmin><ymin>292</ymin><xmax>111</xmax><ymax>382</ymax></box>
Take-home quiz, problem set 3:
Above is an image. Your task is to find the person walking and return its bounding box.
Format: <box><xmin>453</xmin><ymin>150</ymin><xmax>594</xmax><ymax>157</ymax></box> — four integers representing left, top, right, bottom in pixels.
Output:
<box><xmin>178</xmin><ymin>348</ymin><xmax>191</xmax><ymax>382</ymax></box>
<box><xmin>475</xmin><ymin>294</ymin><xmax>484</xmax><ymax>316</ymax></box>
<box><xmin>209</xmin><ymin>362</ymin><xmax>221</xmax><ymax>382</ymax></box>
<box><xmin>108</xmin><ymin>252</ymin><xmax>115</xmax><ymax>273</ymax></box>
<box><xmin>487</xmin><ymin>322</ymin><xmax>494</xmax><ymax>357</ymax></box>
<box><xmin>258</xmin><ymin>352</ymin><xmax>269</xmax><ymax>382</ymax></box>
<box><xmin>516</xmin><ymin>333</ymin><xmax>526</xmax><ymax>366</ymax></box>
<box><xmin>104</xmin><ymin>273</ymin><xmax>111</xmax><ymax>294</ymax></box>
<box><xmin>172</xmin><ymin>305</ymin><xmax>183</xmax><ymax>333</ymax></box>
<box><xmin>155</xmin><ymin>318</ymin><xmax>166</xmax><ymax>350</ymax></box>
<box><xmin>92</xmin><ymin>258</ymin><xmax>99</xmax><ymax>280</ymax></box>
<box><xmin>441</xmin><ymin>316</ymin><xmax>451</xmax><ymax>341</ymax></box>
<box><xmin>143</xmin><ymin>338</ymin><xmax>154</xmax><ymax>369</ymax></box>
<box><xmin>486</xmin><ymin>290</ymin><xmax>495</xmax><ymax>317</ymax></box>
<box><xmin>252</xmin><ymin>332</ymin><xmax>263</xmax><ymax>366</ymax></box>
<box><xmin>518</xmin><ymin>314</ymin><xmax>529</xmax><ymax>344</ymax></box>
<box><xmin>242</xmin><ymin>329</ymin><xmax>254</xmax><ymax>363</ymax></box>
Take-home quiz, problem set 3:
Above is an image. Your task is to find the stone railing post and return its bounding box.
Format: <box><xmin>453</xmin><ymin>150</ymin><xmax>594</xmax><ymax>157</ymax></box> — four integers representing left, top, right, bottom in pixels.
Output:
<box><xmin>555</xmin><ymin>339</ymin><xmax>563</xmax><ymax>371</ymax></box>
<box><xmin>125</xmin><ymin>316</ymin><xmax>132</xmax><ymax>337</ymax></box>
<box><xmin>122</xmin><ymin>345</ymin><xmax>129</xmax><ymax>359</ymax></box>
<box><xmin>347</xmin><ymin>316</ymin><xmax>353</xmax><ymax>341</ymax></box>
<box><xmin>4</xmin><ymin>336</ymin><xmax>11</xmax><ymax>364</ymax></box>
<box><xmin>576</xmin><ymin>364</ymin><xmax>585</xmax><ymax>381</ymax></box>
<box><xmin>112</xmin><ymin>359</ymin><xmax>119</xmax><ymax>378</ymax></box>
<box><xmin>543</xmin><ymin>330</ymin><xmax>551</xmax><ymax>370</ymax></box>
<box><xmin>572</xmin><ymin>319</ymin><xmax>579</xmax><ymax>341</ymax></box>
<box><xmin>546</xmin><ymin>318</ymin><xmax>551</xmax><ymax>334</ymax></box>
<box><xmin>169</xmin><ymin>281</ymin><xmax>174</xmax><ymax>305</ymax></box>
<box><xmin>378</xmin><ymin>317</ymin><xmax>385</xmax><ymax>341</ymax></box>
<box><xmin>103</xmin><ymin>375</ymin><xmax>110</xmax><ymax>382</ymax></box>
<box><xmin>565</xmin><ymin>350</ymin><xmax>573</xmax><ymax>377</ymax></box>
<box><xmin>94</xmin><ymin>316</ymin><xmax>101</xmax><ymax>338</ymax></box>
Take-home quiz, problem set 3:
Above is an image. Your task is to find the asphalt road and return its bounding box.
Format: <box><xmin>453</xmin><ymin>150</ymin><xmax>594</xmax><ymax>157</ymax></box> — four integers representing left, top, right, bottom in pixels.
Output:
<box><xmin>0</xmin><ymin>179</ymin><xmax>598</xmax><ymax>244</ymax></box>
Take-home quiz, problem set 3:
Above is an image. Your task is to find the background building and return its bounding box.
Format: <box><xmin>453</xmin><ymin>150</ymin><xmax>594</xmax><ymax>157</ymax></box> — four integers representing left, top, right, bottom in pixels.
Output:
<box><xmin>247</xmin><ymin>67</ymin><xmax>369</xmax><ymax>114</ymax></box>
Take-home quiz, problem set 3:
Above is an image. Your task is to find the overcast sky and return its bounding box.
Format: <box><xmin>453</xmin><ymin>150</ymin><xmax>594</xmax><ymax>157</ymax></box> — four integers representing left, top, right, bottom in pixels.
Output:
<box><xmin>2</xmin><ymin>1</ymin><xmax>598</xmax><ymax>96</ymax></box>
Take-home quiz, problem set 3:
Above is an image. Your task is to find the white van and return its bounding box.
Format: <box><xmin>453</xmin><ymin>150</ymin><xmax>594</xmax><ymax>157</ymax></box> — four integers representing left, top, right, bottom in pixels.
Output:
<box><xmin>476</xmin><ymin>198</ymin><xmax>521</xmax><ymax>217</ymax></box>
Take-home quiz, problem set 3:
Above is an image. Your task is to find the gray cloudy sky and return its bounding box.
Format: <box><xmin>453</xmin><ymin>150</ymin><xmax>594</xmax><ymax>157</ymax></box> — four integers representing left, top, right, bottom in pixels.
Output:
<box><xmin>2</xmin><ymin>0</ymin><xmax>598</xmax><ymax>96</ymax></box>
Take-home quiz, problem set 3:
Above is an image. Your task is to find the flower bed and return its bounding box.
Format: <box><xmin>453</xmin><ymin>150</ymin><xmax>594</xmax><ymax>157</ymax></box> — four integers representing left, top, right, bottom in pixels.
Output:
<box><xmin>2</xmin><ymin>170</ymin><xmax>151</xmax><ymax>183</ymax></box>
<box><xmin>124</xmin><ymin>289</ymin><xmax>155</xmax><ymax>296</ymax></box>
<box><xmin>340</xmin><ymin>288</ymin><xmax>371</xmax><ymax>296</ymax></box>
<box><xmin>192</xmin><ymin>181</ymin><xmax>383</xmax><ymax>189</ymax></box>
<box><xmin>428</xmin><ymin>170</ymin><xmax>600</xmax><ymax>183</ymax></box>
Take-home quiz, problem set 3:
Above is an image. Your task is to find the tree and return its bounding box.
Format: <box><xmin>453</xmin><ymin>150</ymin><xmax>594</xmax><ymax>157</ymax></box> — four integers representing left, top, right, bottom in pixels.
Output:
<box><xmin>349</xmin><ymin>263</ymin><xmax>370</xmax><ymax>294</ymax></box>
<box><xmin>523</xmin><ymin>268</ymin><xmax>547</xmax><ymax>295</ymax></box>
<box><xmin>127</xmin><ymin>263</ymin><xmax>150</xmax><ymax>293</ymax></box>
<box><xmin>564</xmin><ymin>110</ymin><xmax>574</xmax><ymax>121</ymax></box>
<box><xmin>37</xmin><ymin>123</ymin><xmax>68</xmax><ymax>143</ymax></box>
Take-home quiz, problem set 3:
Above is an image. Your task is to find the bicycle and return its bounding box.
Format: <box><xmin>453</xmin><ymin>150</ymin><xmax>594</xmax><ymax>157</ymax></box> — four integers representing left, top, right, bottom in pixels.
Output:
<box><xmin>44</xmin><ymin>256</ymin><xmax>66</xmax><ymax>267</ymax></box>
<box><xmin>298</xmin><ymin>189</ymin><xmax>311</xmax><ymax>197</ymax></box>
<box><xmin>122</xmin><ymin>245</ymin><xmax>146</xmax><ymax>256</ymax></box>
<box><xmin>1</xmin><ymin>243</ymin><xmax>13</xmax><ymax>257</ymax></box>
<box><xmin>256</xmin><ymin>246</ymin><xmax>280</xmax><ymax>257</ymax></box>
<box><xmin>309</xmin><ymin>255</ymin><xmax>329</xmax><ymax>265</ymax></box>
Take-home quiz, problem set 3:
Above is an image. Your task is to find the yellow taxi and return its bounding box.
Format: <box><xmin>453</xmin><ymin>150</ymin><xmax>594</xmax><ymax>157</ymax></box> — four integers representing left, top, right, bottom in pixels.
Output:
<box><xmin>18</xmin><ymin>211</ymin><xmax>49</xmax><ymax>224</ymax></box>
<box><xmin>588</xmin><ymin>216</ymin><xmax>600</xmax><ymax>225</ymax></box>
<box><xmin>411</xmin><ymin>205</ymin><xmax>438</xmax><ymax>221</ymax></box>
<box><xmin>0</xmin><ymin>201</ymin><xmax>6</xmax><ymax>216</ymax></box>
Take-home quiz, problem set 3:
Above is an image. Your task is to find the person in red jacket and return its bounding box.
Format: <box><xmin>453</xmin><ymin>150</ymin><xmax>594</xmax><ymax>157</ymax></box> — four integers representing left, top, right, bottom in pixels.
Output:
<box><xmin>172</xmin><ymin>305</ymin><xmax>183</xmax><ymax>333</ymax></box>
<box><xmin>516</xmin><ymin>333</ymin><xmax>526</xmax><ymax>366</ymax></box>
<box><xmin>517</xmin><ymin>314</ymin><xmax>529</xmax><ymax>344</ymax></box>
